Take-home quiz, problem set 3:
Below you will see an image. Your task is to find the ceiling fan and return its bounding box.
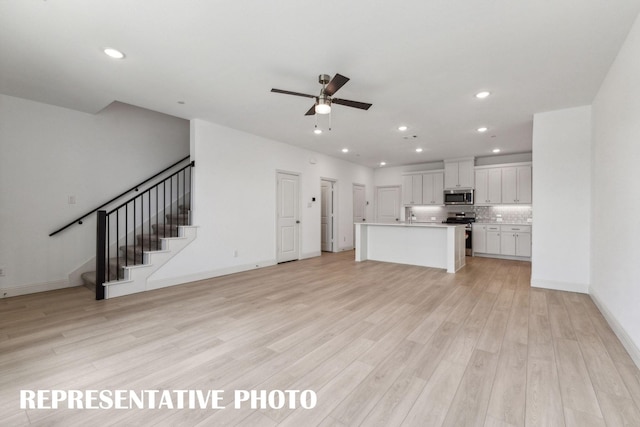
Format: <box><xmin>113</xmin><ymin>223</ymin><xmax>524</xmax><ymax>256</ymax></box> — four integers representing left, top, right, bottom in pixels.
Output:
<box><xmin>271</xmin><ymin>74</ymin><xmax>372</xmax><ymax>116</ymax></box>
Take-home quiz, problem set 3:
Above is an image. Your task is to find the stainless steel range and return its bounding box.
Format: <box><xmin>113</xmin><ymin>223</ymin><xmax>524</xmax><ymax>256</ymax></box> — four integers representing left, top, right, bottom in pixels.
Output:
<box><xmin>444</xmin><ymin>212</ymin><xmax>476</xmax><ymax>256</ymax></box>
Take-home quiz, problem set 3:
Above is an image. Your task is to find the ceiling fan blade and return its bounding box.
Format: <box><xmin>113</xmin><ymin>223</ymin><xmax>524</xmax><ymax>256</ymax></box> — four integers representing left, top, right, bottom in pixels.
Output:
<box><xmin>324</xmin><ymin>74</ymin><xmax>350</xmax><ymax>96</ymax></box>
<box><xmin>332</xmin><ymin>98</ymin><xmax>372</xmax><ymax>110</ymax></box>
<box><xmin>271</xmin><ymin>88</ymin><xmax>316</xmax><ymax>98</ymax></box>
<box><xmin>304</xmin><ymin>104</ymin><xmax>316</xmax><ymax>116</ymax></box>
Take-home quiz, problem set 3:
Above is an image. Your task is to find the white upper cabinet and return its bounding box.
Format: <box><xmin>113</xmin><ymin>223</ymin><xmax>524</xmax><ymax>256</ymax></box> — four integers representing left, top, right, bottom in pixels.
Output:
<box><xmin>422</xmin><ymin>172</ymin><xmax>444</xmax><ymax>205</ymax></box>
<box><xmin>403</xmin><ymin>171</ymin><xmax>444</xmax><ymax>205</ymax></box>
<box><xmin>402</xmin><ymin>174</ymin><xmax>423</xmax><ymax>205</ymax></box>
<box><xmin>444</xmin><ymin>158</ymin><xmax>474</xmax><ymax>189</ymax></box>
<box><xmin>502</xmin><ymin>165</ymin><xmax>532</xmax><ymax>204</ymax></box>
<box><xmin>475</xmin><ymin>168</ymin><xmax>502</xmax><ymax>205</ymax></box>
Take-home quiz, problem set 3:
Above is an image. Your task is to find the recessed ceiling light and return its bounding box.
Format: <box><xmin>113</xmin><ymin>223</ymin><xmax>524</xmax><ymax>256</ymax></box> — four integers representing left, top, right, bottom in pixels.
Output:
<box><xmin>492</xmin><ymin>148</ymin><xmax>501</xmax><ymax>153</ymax></box>
<box><xmin>314</xmin><ymin>129</ymin><xmax>322</xmax><ymax>135</ymax></box>
<box><xmin>398</xmin><ymin>125</ymin><xmax>408</xmax><ymax>131</ymax></box>
<box><xmin>380</xmin><ymin>161</ymin><xmax>386</xmax><ymax>166</ymax></box>
<box><xmin>477</xmin><ymin>127</ymin><xmax>488</xmax><ymax>133</ymax></box>
<box><xmin>342</xmin><ymin>148</ymin><xmax>349</xmax><ymax>153</ymax></box>
<box><xmin>416</xmin><ymin>148</ymin><xmax>423</xmax><ymax>153</ymax></box>
<box><xmin>103</xmin><ymin>48</ymin><xmax>125</xmax><ymax>59</ymax></box>
<box><xmin>475</xmin><ymin>91</ymin><xmax>490</xmax><ymax>99</ymax></box>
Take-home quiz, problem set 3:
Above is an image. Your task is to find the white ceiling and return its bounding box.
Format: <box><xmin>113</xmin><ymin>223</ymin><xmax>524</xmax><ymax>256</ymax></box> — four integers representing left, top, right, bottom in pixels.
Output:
<box><xmin>2</xmin><ymin>1</ymin><xmax>640</xmax><ymax>168</ymax></box>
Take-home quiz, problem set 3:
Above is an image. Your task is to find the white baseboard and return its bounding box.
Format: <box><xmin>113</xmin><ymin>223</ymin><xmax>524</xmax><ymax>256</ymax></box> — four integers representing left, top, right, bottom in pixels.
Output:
<box><xmin>148</xmin><ymin>250</ymin><xmax>328</xmax><ymax>292</ymax></box>
<box><xmin>301</xmin><ymin>251</ymin><xmax>321</xmax><ymax>259</ymax></box>
<box><xmin>530</xmin><ymin>278</ymin><xmax>589</xmax><ymax>294</ymax></box>
<box><xmin>589</xmin><ymin>287</ymin><xmax>640</xmax><ymax>369</ymax></box>
<box><xmin>147</xmin><ymin>259</ymin><xmax>278</xmax><ymax>291</ymax></box>
<box><xmin>0</xmin><ymin>279</ymin><xmax>75</xmax><ymax>298</ymax></box>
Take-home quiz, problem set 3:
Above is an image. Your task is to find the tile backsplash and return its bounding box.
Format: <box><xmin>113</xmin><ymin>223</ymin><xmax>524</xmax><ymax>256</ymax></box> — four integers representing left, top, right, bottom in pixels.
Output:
<box><xmin>406</xmin><ymin>205</ymin><xmax>533</xmax><ymax>224</ymax></box>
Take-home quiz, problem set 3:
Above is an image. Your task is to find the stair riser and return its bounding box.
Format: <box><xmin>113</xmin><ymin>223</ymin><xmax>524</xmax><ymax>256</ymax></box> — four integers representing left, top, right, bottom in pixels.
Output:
<box><xmin>151</xmin><ymin>224</ymin><xmax>180</xmax><ymax>237</ymax></box>
<box><xmin>135</xmin><ymin>235</ymin><xmax>163</xmax><ymax>249</ymax></box>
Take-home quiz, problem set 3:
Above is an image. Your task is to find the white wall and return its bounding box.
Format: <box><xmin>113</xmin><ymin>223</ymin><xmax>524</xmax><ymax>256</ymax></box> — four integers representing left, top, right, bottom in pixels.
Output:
<box><xmin>0</xmin><ymin>95</ymin><xmax>189</xmax><ymax>296</ymax></box>
<box><xmin>149</xmin><ymin>119</ymin><xmax>374</xmax><ymax>287</ymax></box>
<box><xmin>531</xmin><ymin>106</ymin><xmax>592</xmax><ymax>293</ymax></box>
<box><xmin>590</xmin><ymin>13</ymin><xmax>640</xmax><ymax>363</ymax></box>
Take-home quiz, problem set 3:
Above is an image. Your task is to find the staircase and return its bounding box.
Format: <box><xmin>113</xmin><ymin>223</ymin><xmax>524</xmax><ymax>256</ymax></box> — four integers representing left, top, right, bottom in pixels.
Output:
<box><xmin>81</xmin><ymin>207</ymin><xmax>192</xmax><ymax>293</ymax></box>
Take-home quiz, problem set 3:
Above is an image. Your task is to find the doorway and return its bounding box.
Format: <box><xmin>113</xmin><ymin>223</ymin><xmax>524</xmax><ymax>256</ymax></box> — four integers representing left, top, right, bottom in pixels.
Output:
<box><xmin>321</xmin><ymin>179</ymin><xmax>335</xmax><ymax>252</ymax></box>
<box><xmin>276</xmin><ymin>171</ymin><xmax>300</xmax><ymax>263</ymax></box>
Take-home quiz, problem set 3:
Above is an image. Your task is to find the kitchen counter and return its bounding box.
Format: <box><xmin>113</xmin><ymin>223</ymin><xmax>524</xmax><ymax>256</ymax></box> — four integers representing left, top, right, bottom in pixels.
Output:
<box><xmin>473</xmin><ymin>222</ymin><xmax>532</xmax><ymax>226</ymax></box>
<box><xmin>355</xmin><ymin>222</ymin><xmax>466</xmax><ymax>273</ymax></box>
<box><xmin>372</xmin><ymin>222</ymin><xmax>456</xmax><ymax>228</ymax></box>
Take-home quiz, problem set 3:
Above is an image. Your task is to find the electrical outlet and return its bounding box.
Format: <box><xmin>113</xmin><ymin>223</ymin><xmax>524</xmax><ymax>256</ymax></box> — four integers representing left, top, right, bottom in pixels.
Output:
<box><xmin>233</xmin><ymin>250</ymin><xmax>238</xmax><ymax>258</ymax></box>
<box><xmin>0</xmin><ymin>267</ymin><xmax>5</xmax><ymax>277</ymax></box>
<box><xmin>68</xmin><ymin>195</ymin><xmax>76</xmax><ymax>205</ymax></box>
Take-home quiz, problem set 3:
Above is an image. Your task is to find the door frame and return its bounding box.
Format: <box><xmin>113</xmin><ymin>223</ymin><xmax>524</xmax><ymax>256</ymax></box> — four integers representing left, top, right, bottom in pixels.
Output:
<box><xmin>276</xmin><ymin>170</ymin><xmax>301</xmax><ymax>263</ymax></box>
<box><xmin>352</xmin><ymin>183</ymin><xmax>366</xmax><ymax>248</ymax></box>
<box><xmin>320</xmin><ymin>177</ymin><xmax>337</xmax><ymax>253</ymax></box>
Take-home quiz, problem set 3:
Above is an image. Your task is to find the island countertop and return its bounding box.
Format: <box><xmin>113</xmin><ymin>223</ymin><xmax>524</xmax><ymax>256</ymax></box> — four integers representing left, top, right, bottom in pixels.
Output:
<box><xmin>364</xmin><ymin>222</ymin><xmax>465</xmax><ymax>228</ymax></box>
<box><xmin>355</xmin><ymin>222</ymin><xmax>466</xmax><ymax>273</ymax></box>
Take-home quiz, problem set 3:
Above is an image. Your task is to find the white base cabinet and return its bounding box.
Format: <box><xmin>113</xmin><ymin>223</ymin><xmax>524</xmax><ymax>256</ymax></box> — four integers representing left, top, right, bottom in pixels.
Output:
<box><xmin>473</xmin><ymin>224</ymin><xmax>531</xmax><ymax>259</ymax></box>
<box><xmin>500</xmin><ymin>225</ymin><xmax>532</xmax><ymax>257</ymax></box>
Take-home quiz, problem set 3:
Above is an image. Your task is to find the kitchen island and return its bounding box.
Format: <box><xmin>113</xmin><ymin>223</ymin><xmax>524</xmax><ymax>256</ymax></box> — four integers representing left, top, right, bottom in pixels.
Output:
<box><xmin>355</xmin><ymin>222</ymin><xmax>466</xmax><ymax>273</ymax></box>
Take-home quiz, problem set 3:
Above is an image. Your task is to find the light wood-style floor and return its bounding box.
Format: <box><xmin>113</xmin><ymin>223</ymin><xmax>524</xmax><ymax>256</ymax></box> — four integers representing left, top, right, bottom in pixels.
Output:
<box><xmin>2</xmin><ymin>252</ymin><xmax>640</xmax><ymax>426</ymax></box>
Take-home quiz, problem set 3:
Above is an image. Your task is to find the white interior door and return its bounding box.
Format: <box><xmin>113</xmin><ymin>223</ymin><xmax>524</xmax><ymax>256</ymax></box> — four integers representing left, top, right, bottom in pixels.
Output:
<box><xmin>321</xmin><ymin>180</ymin><xmax>334</xmax><ymax>252</ymax></box>
<box><xmin>277</xmin><ymin>172</ymin><xmax>300</xmax><ymax>263</ymax></box>
<box><xmin>353</xmin><ymin>184</ymin><xmax>366</xmax><ymax>246</ymax></box>
<box><xmin>376</xmin><ymin>186</ymin><xmax>401</xmax><ymax>223</ymax></box>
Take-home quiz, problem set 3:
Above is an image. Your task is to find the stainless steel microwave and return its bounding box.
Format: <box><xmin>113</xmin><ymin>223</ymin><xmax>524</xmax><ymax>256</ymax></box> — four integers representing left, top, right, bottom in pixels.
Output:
<box><xmin>444</xmin><ymin>189</ymin><xmax>474</xmax><ymax>205</ymax></box>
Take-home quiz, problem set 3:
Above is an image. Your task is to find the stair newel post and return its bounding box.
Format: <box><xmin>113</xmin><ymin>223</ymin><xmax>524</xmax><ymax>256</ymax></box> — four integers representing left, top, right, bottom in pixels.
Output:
<box><xmin>96</xmin><ymin>210</ymin><xmax>107</xmax><ymax>300</ymax></box>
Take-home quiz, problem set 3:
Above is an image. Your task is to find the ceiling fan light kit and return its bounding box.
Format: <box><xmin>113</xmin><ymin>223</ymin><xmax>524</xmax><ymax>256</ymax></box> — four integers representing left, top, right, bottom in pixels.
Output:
<box><xmin>315</xmin><ymin>96</ymin><xmax>331</xmax><ymax>114</ymax></box>
<box><xmin>271</xmin><ymin>73</ymin><xmax>372</xmax><ymax>130</ymax></box>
